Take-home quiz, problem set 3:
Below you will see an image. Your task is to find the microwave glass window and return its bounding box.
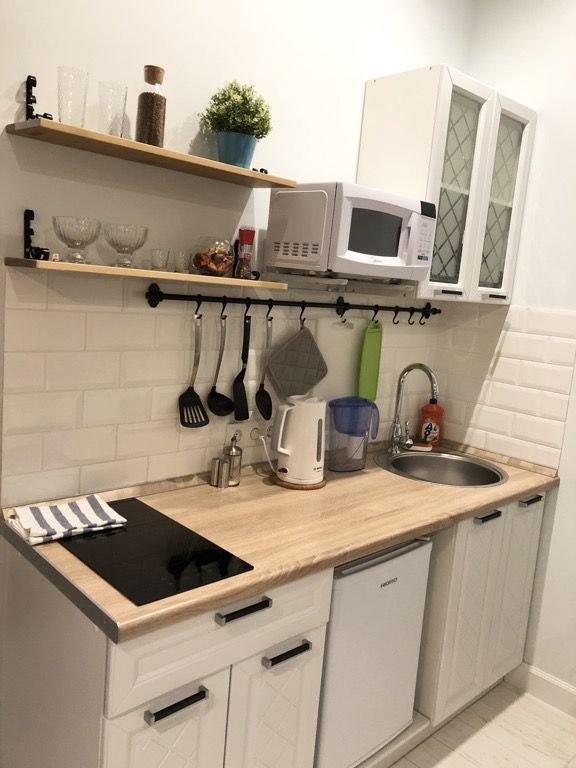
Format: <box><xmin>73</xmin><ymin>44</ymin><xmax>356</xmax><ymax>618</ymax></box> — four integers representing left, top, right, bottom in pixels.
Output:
<box><xmin>431</xmin><ymin>91</ymin><xmax>481</xmax><ymax>285</ymax></box>
<box><xmin>479</xmin><ymin>114</ymin><xmax>524</xmax><ymax>290</ymax></box>
<box><xmin>348</xmin><ymin>208</ymin><xmax>402</xmax><ymax>257</ymax></box>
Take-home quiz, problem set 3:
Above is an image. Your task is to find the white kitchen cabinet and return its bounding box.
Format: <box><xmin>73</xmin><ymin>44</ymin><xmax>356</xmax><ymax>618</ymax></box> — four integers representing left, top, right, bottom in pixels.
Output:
<box><xmin>101</xmin><ymin>668</ymin><xmax>230</xmax><ymax>768</ymax></box>
<box><xmin>225</xmin><ymin>625</ymin><xmax>326</xmax><ymax>768</ymax></box>
<box><xmin>357</xmin><ymin>65</ymin><xmax>536</xmax><ymax>304</ymax></box>
<box><xmin>416</xmin><ymin>495</ymin><xmax>545</xmax><ymax>726</ymax></box>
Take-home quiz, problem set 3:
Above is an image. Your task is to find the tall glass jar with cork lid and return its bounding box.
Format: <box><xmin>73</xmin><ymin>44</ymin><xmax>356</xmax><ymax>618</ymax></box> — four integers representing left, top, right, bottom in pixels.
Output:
<box><xmin>135</xmin><ymin>65</ymin><xmax>166</xmax><ymax>147</ymax></box>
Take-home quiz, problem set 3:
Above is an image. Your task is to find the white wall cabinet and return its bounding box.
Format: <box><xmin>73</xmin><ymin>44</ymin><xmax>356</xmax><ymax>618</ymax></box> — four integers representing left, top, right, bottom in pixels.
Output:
<box><xmin>416</xmin><ymin>494</ymin><xmax>544</xmax><ymax>726</ymax></box>
<box><xmin>357</xmin><ymin>65</ymin><xmax>536</xmax><ymax>304</ymax></box>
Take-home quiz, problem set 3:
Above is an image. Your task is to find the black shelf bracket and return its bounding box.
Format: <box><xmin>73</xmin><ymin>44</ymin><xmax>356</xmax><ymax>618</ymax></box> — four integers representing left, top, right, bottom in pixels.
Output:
<box><xmin>24</xmin><ymin>209</ymin><xmax>50</xmax><ymax>260</ymax></box>
<box><xmin>25</xmin><ymin>75</ymin><xmax>53</xmax><ymax>121</ymax></box>
<box><xmin>145</xmin><ymin>283</ymin><xmax>441</xmax><ymax>325</ymax></box>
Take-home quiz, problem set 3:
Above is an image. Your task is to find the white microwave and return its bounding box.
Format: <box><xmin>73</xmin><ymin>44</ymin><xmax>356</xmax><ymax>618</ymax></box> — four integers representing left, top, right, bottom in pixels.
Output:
<box><xmin>264</xmin><ymin>182</ymin><xmax>436</xmax><ymax>281</ymax></box>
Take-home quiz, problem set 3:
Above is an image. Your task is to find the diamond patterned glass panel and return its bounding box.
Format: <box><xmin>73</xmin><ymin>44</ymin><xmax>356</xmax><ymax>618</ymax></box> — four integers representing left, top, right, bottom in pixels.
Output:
<box><xmin>430</xmin><ymin>187</ymin><xmax>470</xmax><ymax>283</ymax></box>
<box><xmin>430</xmin><ymin>92</ymin><xmax>481</xmax><ymax>285</ymax></box>
<box><xmin>479</xmin><ymin>115</ymin><xmax>524</xmax><ymax>289</ymax></box>
<box><xmin>441</xmin><ymin>92</ymin><xmax>481</xmax><ymax>192</ymax></box>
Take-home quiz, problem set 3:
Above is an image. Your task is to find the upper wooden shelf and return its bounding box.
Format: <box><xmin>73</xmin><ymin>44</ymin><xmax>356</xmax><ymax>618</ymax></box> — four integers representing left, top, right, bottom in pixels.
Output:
<box><xmin>6</xmin><ymin>118</ymin><xmax>297</xmax><ymax>190</ymax></box>
<box><xmin>4</xmin><ymin>257</ymin><xmax>288</xmax><ymax>290</ymax></box>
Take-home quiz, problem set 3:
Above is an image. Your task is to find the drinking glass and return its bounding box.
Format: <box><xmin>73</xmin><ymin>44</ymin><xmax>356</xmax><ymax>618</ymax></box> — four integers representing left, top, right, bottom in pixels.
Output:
<box><xmin>151</xmin><ymin>249</ymin><xmax>170</xmax><ymax>271</ymax></box>
<box><xmin>172</xmin><ymin>251</ymin><xmax>191</xmax><ymax>273</ymax></box>
<box><xmin>58</xmin><ymin>66</ymin><xmax>89</xmax><ymax>126</ymax></box>
<box><xmin>98</xmin><ymin>81</ymin><xmax>127</xmax><ymax>136</ymax></box>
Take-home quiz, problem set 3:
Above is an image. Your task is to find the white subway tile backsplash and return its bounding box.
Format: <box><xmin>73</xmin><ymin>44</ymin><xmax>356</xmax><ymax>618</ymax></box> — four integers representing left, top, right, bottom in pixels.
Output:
<box><xmin>2</xmin><ymin>434</ymin><xmax>43</xmax><ymax>476</ymax></box>
<box><xmin>489</xmin><ymin>356</ymin><xmax>521</xmax><ymax>385</ymax></box>
<box><xmin>484</xmin><ymin>433</ymin><xmax>536</xmax><ymax>464</ymax></box>
<box><xmin>500</xmin><ymin>332</ymin><xmax>548</xmax><ymax>362</ymax></box>
<box><xmin>47</xmin><ymin>273</ymin><xmax>123</xmax><ymax>312</ymax></box>
<box><xmin>532</xmin><ymin>445</ymin><xmax>562</xmax><ymax>468</ymax></box>
<box><xmin>5</xmin><ymin>310</ymin><xmax>86</xmax><ymax>352</ymax></box>
<box><xmin>519</xmin><ymin>361</ymin><xmax>573</xmax><ymax>394</ymax></box>
<box><xmin>2</xmin><ymin>467</ymin><xmax>80</xmax><ymax>507</ymax></box>
<box><xmin>151</xmin><ymin>385</ymin><xmax>183</xmax><ymax>421</ymax></box>
<box><xmin>46</xmin><ymin>351</ymin><xmax>121</xmax><ymax>390</ymax></box>
<box><xmin>86</xmin><ymin>313</ymin><xmax>155</xmax><ymax>350</ymax></box>
<box><xmin>4</xmin><ymin>391</ymin><xmax>81</xmax><ymax>434</ymax></box>
<box><xmin>4</xmin><ymin>352</ymin><xmax>46</xmax><ymax>392</ymax></box>
<box><xmin>5</xmin><ymin>270</ymin><xmax>47</xmax><ymax>310</ymax></box>
<box><xmin>525</xmin><ymin>309</ymin><xmax>576</xmax><ymax>338</ymax></box>
<box><xmin>543</xmin><ymin>337</ymin><xmax>576</xmax><ymax>365</ymax></box>
<box><xmin>490</xmin><ymin>382</ymin><xmax>540</xmax><ymax>416</ymax></box>
<box><xmin>117</xmin><ymin>420</ymin><xmax>179</xmax><ymax>458</ymax></box>
<box><xmin>79</xmin><ymin>457</ymin><xmax>148</xmax><ymax>495</ymax></box>
<box><xmin>147</xmin><ymin>448</ymin><xmax>207</xmax><ymax>482</ymax></box>
<box><xmin>83</xmin><ymin>387</ymin><xmax>152</xmax><ymax>426</ymax></box>
<box><xmin>469</xmin><ymin>404</ymin><xmax>513</xmax><ymax>436</ymax></box>
<box><xmin>43</xmin><ymin>426</ymin><xmax>117</xmax><ymax>469</ymax></box>
<box><xmin>121</xmin><ymin>350</ymin><xmax>187</xmax><ymax>386</ymax></box>
<box><xmin>539</xmin><ymin>391</ymin><xmax>569</xmax><ymax>421</ymax></box>
<box><xmin>512</xmin><ymin>413</ymin><xmax>565</xmax><ymax>449</ymax></box>
<box><xmin>154</xmin><ymin>315</ymin><xmax>193</xmax><ymax>350</ymax></box>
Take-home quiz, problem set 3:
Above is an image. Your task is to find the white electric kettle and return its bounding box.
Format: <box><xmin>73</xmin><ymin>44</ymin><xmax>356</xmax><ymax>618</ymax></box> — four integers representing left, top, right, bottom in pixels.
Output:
<box><xmin>271</xmin><ymin>396</ymin><xmax>326</xmax><ymax>487</ymax></box>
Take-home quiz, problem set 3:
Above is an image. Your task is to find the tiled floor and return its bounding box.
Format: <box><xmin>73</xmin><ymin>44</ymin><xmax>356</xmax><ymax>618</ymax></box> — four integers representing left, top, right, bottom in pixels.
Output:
<box><xmin>393</xmin><ymin>683</ymin><xmax>576</xmax><ymax>767</ymax></box>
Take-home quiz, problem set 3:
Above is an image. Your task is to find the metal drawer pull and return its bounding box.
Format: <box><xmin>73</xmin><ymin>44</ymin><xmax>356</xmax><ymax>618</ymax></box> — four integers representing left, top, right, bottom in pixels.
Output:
<box><xmin>262</xmin><ymin>640</ymin><xmax>312</xmax><ymax>669</ymax></box>
<box><xmin>440</xmin><ymin>289</ymin><xmax>463</xmax><ymax>296</ymax></box>
<box><xmin>144</xmin><ymin>686</ymin><xmax>208</xmax><ymax>725</ymax></box>
<box><xmin>519</xmin><ymin>495</ymin><xmax>543</xmax><ymax>507</ymax></box>
<box><xmin>215</xmin><ymin>596</ymin><xmax>272</xmax><ymax>625</ymax></box>
<box><xmin>474</xmin><ymin>510</ymin><xmax>502</xmax><ymax>525</ymax></box>
<box><xmin>488</xmin><ymin>293</ymin><xmax>507</xmax><ymax>300</ymax></box>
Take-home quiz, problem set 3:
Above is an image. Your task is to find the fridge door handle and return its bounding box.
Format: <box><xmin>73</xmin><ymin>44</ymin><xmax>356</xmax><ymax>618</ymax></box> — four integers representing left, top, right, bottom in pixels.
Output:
<box><xmin>335</xmin><ymin>538</ymin><xmax>430</xmax><ymax>578</ymax></box>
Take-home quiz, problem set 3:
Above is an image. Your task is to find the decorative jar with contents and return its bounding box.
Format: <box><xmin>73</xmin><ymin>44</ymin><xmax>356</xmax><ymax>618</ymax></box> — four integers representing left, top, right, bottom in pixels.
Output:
<box><xmin>193</xmin><ymin>239</ymin><xmax>234</xmax><ymax>277</ymax></box>
<box><xmin>135</xmin><ymin>65</ymin><xmax>166</xmax><ymax>147</ymax></box>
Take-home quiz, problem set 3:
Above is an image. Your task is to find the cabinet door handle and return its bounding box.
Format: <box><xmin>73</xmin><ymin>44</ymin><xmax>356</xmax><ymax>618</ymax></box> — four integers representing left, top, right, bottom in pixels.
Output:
<box><xmin>262</xmin><ymin>640</ymin><xmax>312</xmax><ymax>669</ymax></box>
<box><xmin>144</xmin><ymin>686</ymin><xmax>208</xmax><ymax>726</ymax></box>
<box><xmin>439</xmin><ymin>289</ymin><xmax>463</xmax><ymax>296</ymax></box>
<box><xmin>488</xmin><ymin>293</ymin><xmax>508</xmax><ymax>300</ymax></box>
<box><xmin>215</xmin><ymin>596</ymin><xmax>272</xmax><ymax>625</ymax></box>
<box><xmin>519</xmin><ymin>494</ymin><xmax>543</xmax><ymax>507</ymax></box>
<box><xmin>474</xmin><ymin>510</ymin><xmax>502</xmax><ymax>525</ymax></box>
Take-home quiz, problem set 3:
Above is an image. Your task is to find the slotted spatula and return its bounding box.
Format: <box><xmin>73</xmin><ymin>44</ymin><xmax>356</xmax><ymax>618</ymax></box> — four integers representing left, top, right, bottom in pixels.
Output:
<box><xmin>179</xmin><ymin>314</ymin><xmax>209</xmax><ymax>428</ymax></box>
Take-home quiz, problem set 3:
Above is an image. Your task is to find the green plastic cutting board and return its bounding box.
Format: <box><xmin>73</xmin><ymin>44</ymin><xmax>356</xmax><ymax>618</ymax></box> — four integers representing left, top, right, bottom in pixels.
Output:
<box><xmin>358</xmin><ymin>320</ymin><xmax>382</xmax><ymax>400</ymax></box>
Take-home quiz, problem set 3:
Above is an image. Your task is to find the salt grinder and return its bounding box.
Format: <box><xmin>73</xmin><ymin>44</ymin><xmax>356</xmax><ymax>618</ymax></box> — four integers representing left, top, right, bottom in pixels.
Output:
<box><xmin>223</xmin><ymin>433</ymin><xmax>242</xmax><ymax>486</ymax></box>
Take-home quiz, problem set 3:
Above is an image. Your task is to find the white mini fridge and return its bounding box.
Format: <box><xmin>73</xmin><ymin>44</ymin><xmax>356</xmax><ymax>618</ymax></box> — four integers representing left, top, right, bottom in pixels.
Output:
<box><xmin>315</xmin><ymin>538</ymin><xmax>432</xmax><ymax>768</ymax></box>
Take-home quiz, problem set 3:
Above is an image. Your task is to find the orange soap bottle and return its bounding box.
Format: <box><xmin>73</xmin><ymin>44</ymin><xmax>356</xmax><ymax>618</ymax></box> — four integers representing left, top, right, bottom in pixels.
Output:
<box><xmin>418</xmin><ymin>398</ymin><xmax>444</xmax><ymax>445</ymax></box>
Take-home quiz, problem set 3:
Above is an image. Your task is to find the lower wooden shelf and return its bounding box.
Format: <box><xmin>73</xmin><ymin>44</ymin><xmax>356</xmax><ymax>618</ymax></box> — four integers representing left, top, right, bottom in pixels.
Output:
<box><xmin>3</xmin><ymin>258</ymin><xmax>288</xmax><ymax>290</ymax></box>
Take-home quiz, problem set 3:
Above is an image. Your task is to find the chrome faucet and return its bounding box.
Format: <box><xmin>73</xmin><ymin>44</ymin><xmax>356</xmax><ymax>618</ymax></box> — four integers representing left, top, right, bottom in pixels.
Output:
<box><xmin>390</xmin><ymin>363</ymin><xmax>439</xmax><ymax>454</ymax></box>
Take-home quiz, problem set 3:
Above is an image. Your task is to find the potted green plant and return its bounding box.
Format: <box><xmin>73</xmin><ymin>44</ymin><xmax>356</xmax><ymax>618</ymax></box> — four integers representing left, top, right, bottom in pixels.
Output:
<box><xmin>199</xmin><ymin>80</ymin><xmax>272</xmax><ymax>168</ymax></box>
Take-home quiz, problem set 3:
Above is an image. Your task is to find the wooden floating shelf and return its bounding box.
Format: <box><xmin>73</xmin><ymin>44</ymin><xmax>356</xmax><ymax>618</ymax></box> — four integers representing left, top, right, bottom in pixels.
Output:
<box><xmin>6</xmin><ymin>119</ymin><xmax>297</xmax><ymax>190</ymax></box>
<box><xmin>4</xmin><ymin>258</ymin><xmax>289</xmax><ymax>290</ymax></box>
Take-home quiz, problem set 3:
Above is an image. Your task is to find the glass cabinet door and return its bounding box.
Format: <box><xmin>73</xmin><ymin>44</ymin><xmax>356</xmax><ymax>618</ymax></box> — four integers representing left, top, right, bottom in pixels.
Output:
<box><xmin>430</xmin><ymin>91</ymin><xmax>482</xmax><ymax>288</ymax></box>
<box><xmin>478</xmin><ymin>114</ymin><xmax>524</xmax><ymax>291</ymax></box>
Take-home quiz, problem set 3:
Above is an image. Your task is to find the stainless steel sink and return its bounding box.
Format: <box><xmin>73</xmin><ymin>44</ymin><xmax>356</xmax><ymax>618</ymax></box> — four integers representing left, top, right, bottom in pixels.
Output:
<box><xmin>374</xmin><ymin>450</ymin><xmax>507</xmax><ymax>487</ymax></box>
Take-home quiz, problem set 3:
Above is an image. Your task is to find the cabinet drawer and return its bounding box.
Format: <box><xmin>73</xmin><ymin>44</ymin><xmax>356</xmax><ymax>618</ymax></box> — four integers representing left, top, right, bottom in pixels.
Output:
<box><xmin>106</xmin><ymin>569</ymin><xmax>333</xmax><ymax>717</ymax></box>
<box><xmin>101</xmin><ymin>667</ymin><xmax>229</xmax><ymax>768</ymax></box>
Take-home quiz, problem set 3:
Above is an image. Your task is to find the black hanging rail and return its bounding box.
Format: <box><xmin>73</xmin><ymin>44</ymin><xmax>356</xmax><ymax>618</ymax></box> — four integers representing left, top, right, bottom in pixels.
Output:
<box><xmin>145</xmin><ymin>283</ymin><xmax>441</xmax><ymax>325</ymax></box>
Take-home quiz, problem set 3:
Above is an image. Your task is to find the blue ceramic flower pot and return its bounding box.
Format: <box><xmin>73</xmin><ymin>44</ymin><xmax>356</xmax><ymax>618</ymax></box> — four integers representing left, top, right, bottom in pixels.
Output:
<box><xmin>216</xmin><ymin>132</ymin><xmax>257</xmax><ymax>168</ymax></box>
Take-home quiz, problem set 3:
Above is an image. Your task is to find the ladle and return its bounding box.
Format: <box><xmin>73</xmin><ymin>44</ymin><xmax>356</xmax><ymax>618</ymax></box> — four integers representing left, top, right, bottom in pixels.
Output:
<box><xmin>255</xmin><ymin>316</ymin><xmax>273</xmax><ymax>420</ymax></box>
<box><xmin>207</xmin><ymin>315</ymin><xmax>234</xmax><ymax>416</ymax></box>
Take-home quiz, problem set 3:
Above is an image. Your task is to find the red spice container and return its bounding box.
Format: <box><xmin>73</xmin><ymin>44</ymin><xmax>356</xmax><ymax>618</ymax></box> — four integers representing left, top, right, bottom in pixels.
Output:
<box><xmin>234</xmin><ymin>227</ymin><xmax>255</xmax><ymax>279</ymax></box>
<box><xmin>418</xmin><ymin>398</ymin><xmax>444</xmax><ymax>445</ymax></box>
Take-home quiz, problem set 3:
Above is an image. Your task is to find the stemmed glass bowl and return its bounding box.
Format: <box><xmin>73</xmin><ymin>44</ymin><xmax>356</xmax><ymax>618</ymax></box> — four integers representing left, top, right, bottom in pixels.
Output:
<box><xmin>52</xmin><ymin>217</ymin><xmax>101</xmax><ymax>264</ymax></box>
<box><xmin>103</xmin><ymin>223</ymin><xmax>148</xmax><ymax>268</ymax></box>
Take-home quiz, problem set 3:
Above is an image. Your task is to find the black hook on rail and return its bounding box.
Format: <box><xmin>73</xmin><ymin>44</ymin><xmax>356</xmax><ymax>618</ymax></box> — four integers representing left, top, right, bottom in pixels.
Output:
<box><xmin>371</xmin><ymin>305</ymin><xmax>380</xmax><ymax>322</ymax></box>
<box><xmin>408</xmin><ymin>308</ymin><xmax>416</xmax><ymax>326</ymax></box>
<box><xmin>244</xmin><ymin>298</ymin><xmax>252</xmax><ymax>318</ymax></box>
<box><xmin>299</xmin><ymin>301</ymin><xmax>307</xmax><ymax>326</ymax></box>
<box><xmin>220</xmin><ymin>297</ymin><xmax>228</xmax><ymax>319</ymax></box>
<box><xmin>266</xmin><ymin>299</ymin><xmax>274</xmax><ymax>320</ymax></box>
<box><xmin>392</xmin><ymin>306</ymin><xmax>400</xmax><ymax>325</ymax></box>
<box><xmin>194</xmin><ymin>295</ymin><xmax>203</xmax><ymax>317</ymax></box>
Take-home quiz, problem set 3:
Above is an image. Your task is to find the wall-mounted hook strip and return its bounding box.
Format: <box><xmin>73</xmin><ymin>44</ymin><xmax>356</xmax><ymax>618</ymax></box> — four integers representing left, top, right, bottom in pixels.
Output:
<box><xmin>145</xmin><ymin>287</ymin><xmax>442</xmax><ymax>325</ymax></box>
<box><xmin>23</xmin><ymin>209</ymin><xmax>49</xmax><ymax>260</ymax></box>
<box><xmin>25</xmin><ymin>75</ymin><xmax>53</xmax><ymax>121</ymax></box>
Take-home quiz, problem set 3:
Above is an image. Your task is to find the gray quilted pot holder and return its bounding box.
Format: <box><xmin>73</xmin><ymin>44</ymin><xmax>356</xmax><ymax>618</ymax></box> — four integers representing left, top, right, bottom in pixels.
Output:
<box><xmin>267</xmin><ymin>325</ymin><xmax>328</xmax><ymax>398</ymax></box>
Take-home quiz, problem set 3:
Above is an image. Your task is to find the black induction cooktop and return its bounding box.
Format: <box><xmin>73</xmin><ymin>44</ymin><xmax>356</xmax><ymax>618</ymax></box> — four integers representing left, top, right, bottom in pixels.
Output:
<box><xmin>60</xmin><ymin>497</ymin><xmax>253</xmax><ymax>606</ymax></box>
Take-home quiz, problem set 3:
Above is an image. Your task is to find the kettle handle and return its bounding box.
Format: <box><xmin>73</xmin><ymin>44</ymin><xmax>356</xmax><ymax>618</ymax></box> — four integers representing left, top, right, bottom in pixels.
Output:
<box><xmin>271</xmin><ymin>403</ymin><xmax>293</xmax><ymax>456</ymax></box>
<box><xmin>370</xmin><ymin>402</ymin><xmax>380</xmax><ymax>440</ymax></box>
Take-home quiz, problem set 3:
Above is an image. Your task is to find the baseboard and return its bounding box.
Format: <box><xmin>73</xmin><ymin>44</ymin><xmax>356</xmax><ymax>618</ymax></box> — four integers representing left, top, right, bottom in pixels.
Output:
<box><xmin>505</xmin><ymin>662</ymin><xmax>576</xmax><ymax>718</ymax></box>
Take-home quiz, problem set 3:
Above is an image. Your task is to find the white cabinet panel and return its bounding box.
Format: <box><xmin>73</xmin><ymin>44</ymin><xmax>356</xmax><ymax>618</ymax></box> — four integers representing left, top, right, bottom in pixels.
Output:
<box><xmin>102</xmin><ymin>668</ymin><xmax>229</xmax><ymax>768</ymax></box>
<box><xmin>224</xmin><ymin>625</ymin><xmax>326</xmax><ymax>768</ymax></box>
<box><xmin>486</xmin><ymin>496</ymin><xmax>544</xmax><ymax>684</ymax></box>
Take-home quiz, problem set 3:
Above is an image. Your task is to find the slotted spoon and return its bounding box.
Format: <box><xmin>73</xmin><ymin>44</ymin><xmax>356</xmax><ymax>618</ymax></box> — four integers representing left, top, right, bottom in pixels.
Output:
<box><xmin>178</xmin><ymin>314</ymin><xmax>209</xmax><ymax>428</ymax></box>
<box><xmin>207</xmin><ymin>315</ymin><xmax>234</xmax><ymax>416</ymax></box>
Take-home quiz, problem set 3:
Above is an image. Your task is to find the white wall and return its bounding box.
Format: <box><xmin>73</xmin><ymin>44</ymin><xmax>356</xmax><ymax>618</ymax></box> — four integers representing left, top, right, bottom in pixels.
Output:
<box><xmin>470</xmin><ymin>0</ymin><xmax>576</xmax><ymax>691</ymax></box>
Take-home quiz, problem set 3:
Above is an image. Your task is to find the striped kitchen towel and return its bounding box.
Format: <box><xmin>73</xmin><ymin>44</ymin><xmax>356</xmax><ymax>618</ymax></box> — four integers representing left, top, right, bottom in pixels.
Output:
<box><xmin>6</xmin><ymin>494</ymin><xmax>127</xmax><ymax>545</ymax></box>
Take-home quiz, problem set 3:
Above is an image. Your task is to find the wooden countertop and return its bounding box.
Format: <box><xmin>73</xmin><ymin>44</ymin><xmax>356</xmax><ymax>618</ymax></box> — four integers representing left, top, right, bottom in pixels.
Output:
<box><xmin>2</xmin><ymin>456</ymin><xmax>558</xmax><ymax>643</ymax></box>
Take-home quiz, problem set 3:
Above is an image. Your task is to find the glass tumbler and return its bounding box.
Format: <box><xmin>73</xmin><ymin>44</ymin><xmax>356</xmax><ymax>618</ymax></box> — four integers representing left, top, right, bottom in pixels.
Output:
<box><xmin>58</xmin><ymin>66</ymin><xmax>89</xmax><ymax>126</ymax></box>
<box><xmin>172</xmin><ymin>251</ymin><xmax>190</xmax><ymax>273</ymax></box>
<box><xmin>151</xmin><ymin>249</ymin><xmax>170</xmax><ymax>271</ymax></box>
<box><xmin>98</xmin><ymin>81</ymin><xmax>127</xmax><ymax>136</ymax></box>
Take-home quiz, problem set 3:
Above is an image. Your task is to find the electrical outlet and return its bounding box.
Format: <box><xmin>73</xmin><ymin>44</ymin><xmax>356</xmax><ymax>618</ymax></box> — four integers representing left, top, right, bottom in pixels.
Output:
<box><xmin>225</xmin><ymin>422</ymin><xmax>262</xmax><ymax>447</ymax></box>
<box><xmin>250</xmin><ymin>427</ymin><xmax>262</xmax><ymax>441</ymax></box>
<box><xmin>266</xmin><ymin>425</ymin><xmax>273</xmax><ymax>439</ymax></box>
